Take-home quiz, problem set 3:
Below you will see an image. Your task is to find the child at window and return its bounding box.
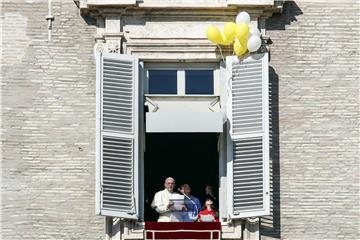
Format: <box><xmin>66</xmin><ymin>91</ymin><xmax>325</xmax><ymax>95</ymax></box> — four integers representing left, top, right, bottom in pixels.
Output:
<box><xmin>197</xmin><ymin>198</ymin><xmax>219</xmax><ymax>222</ymax></box>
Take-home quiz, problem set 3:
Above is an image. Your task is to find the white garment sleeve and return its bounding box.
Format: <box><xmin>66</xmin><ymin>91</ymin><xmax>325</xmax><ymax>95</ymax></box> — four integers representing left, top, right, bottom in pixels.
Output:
<box><xmin>151</xmin><ymin>192</ymin><xmax>169</xmax><ymax>214</ymax></box>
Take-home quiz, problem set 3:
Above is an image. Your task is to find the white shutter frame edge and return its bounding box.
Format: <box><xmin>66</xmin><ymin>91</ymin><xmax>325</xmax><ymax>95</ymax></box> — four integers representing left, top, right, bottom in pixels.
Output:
<box><xmin>138</xmin><ymin>61</ymin><xmax>146</xmax><ymax>221</ymax></box>
<box><xmin>225</xmin><ymin>56</ymin><xmax>233</xmax><ymax>138</ymax></box>
<box><xmin>95</xmin><ymin>52</ymin><xmax>102</xmax><ymax>215</ymax></box>
<box><xmin>226</xmin><ymin>53</ymin><xmax>270</xmax><ymax>219</ymax></box>
<box><xmin>132</xmin><ymin>56</ymin><xmax>140</xmax><ymax>219</ymax></box>
<box><xmin>133</xmin><ymin>55</ymin><xmax>140</xmax><ymax>220</ymax></box>
<box><xmin>261</xmin><ymin>53</ymin><xmax>270</xmax><ymax>218</ymax></box>
<box><xmin>226</xmin><ymin>123</ymin><xmax>234</xmax><ymax>219</ymax></box>
<box><xmin>96</xmin><ymin>53</ymin><xmax>139</xmax><ymax>219</ymax></box>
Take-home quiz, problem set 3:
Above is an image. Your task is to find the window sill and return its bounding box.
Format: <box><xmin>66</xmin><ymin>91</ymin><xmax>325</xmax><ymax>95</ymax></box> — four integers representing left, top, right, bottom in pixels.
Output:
<box><xmin>144</xmin><ymin>94</ymin><xmax>219</xmax><ymax>98</ymax></box>
<box><xmin>121</xmin><ymin>220</ymin><xmax>243</xmax><ymax>239</ymax></box>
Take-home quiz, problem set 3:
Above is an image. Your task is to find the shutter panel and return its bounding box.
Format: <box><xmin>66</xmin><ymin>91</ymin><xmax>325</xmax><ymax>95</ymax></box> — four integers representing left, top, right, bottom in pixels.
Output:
<box><xmin>226</xmin><ymin>53</ymin><xmax>270</xmax><ymax>218</ymax></box>
<box><xmin>96</xmin><ymin>53</ymin><xmax>139</xmax><ymax>219</ymax></box>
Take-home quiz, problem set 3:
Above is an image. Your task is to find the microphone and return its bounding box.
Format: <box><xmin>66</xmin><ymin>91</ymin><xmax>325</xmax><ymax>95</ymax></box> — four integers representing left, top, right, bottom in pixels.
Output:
<box><xmin>178</xmin><ymin>188</ymin><xmax>199</xmax><ymax>221</ymax></box>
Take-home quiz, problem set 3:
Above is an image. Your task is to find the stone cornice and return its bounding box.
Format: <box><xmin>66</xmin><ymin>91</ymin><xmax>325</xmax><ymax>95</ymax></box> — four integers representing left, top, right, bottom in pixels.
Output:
<box><xmin>82</xmin><ymin>0</ymin><xmax>276</xmax><ymax>59</ymax></box>
<box><xmin>75</xmin><ymin>0</ymin><xmax>283</xmax><ymax>18</ymax></box>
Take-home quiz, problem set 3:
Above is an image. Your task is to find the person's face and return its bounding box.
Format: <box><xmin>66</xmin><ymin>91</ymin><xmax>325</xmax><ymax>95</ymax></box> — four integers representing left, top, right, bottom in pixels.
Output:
<box><xmin>205</xmin><ymin>199</ymin><xmax>213</xmax><ymax>209</ymax></box>
<box><xmin>184</xmin><ymin>186</ymin><xmax>191</xmax><ymax>195</ymax></box>
<box><xmin>164</xmin><ymin>179</ymin><xmax>175</xmax><ymax>192</ymax></box>
<box><xmin>205</xmin><ymin>185</ymin><xmax>212</xmax><ymax>194</ymax></box>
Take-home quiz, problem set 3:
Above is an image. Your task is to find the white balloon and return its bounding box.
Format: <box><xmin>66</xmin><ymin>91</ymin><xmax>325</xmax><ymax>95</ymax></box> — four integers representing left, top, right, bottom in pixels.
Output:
<box><xmin>249</xmin><ymin>27</ymin><xmax>261</xmax><ymax>37</ymax></box>
<box><xmin>247</xmin><ymin>35</ymin><xmax>262</xmax><ymax>52</ymax></box>
<box><xmin>236</xmin><ymin>11</ymin><xmax>251</xmax><ymax>25</ymax></box>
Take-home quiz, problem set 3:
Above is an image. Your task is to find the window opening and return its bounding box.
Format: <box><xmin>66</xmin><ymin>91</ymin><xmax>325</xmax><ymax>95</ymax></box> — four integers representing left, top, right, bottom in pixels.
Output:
<box><xmin>144</xmin><ymin>133</ymin><xmax>219</xmax><ymax>222</ymax></box>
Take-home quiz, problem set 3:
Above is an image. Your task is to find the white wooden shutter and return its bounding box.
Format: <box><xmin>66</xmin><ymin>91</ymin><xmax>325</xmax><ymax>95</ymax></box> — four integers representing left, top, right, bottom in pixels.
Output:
<box><xmin>226</xmin><ymin>53</ymin><xmax>270</xmax><ymax>218</ymax></box>
<box><xmin>96</xmin><ymin>53</ymin><xmax>139</xmax><ymax>219</ymax></box>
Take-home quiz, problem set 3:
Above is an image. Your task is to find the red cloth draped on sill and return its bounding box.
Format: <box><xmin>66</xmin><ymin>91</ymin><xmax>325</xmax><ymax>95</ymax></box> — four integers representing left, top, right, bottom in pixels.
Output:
<box><xmin>145</xmin><ymin>222</ymin><xmax>221</xmax><ymax>239</ymax></box>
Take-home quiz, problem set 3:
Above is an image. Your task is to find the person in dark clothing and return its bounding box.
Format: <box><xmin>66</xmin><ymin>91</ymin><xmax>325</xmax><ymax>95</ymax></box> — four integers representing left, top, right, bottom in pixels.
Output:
<box><xmin>204</xmin><ymin>184</ymin><xmax>216</xmax><ymax>202</ymax></box>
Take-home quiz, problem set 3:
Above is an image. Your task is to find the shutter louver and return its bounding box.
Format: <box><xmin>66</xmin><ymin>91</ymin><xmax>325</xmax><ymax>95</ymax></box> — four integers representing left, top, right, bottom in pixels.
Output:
<box><xmin>102</xmin><ymin>136</ymin><xmax>133</xmax><ymax>211</ymax></box>
<box><xmin>96</xmin><ymin>53</ymin><xmax>139</xmax><ymax>219</ymax></box>
<box><xmin>233</xmin><ymin>136</ymin><xmax>264</xmax><ymax>213</ymax></box>
<box><xmin>232</xmin><ymin>60</ymin><xmax>263</xmax><ymax>135</ymax></box>
<box><xmin>226</xmin><ymin>53</ymin><xmax>270</xmax><ymax>218</ymax></box>
<box><xmin>103</xmin><ymin>58</ymin><xmax>134</xmax><ymax>133</ymax></box>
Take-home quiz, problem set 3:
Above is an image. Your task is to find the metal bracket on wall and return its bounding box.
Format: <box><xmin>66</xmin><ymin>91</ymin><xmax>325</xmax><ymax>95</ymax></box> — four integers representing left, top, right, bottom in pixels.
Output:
<box><xmin>144</xmin><ymin>97</ymin><xmax>159</xmax><ymax>112</ymax></box>
<box><xmin>46</xmin><ymin>0</ymin><xmax>55</xmax><ymax>41</ymax></box>
<box><xmin>208</xmin><ymin>96</ymin><xmax>220</xmax><ymax>112</ymax></box>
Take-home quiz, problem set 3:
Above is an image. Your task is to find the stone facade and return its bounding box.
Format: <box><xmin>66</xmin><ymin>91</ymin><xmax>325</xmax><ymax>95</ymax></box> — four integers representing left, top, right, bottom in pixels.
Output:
<box><xmin>1</xmin><ymin>1</ymin><xmax>359</xmax><ymax>240</ymax></box>
<box><xmin>262</xmin><ymin>1</ymin><xmax>360</xmax><ymax>239</ymax></box>
<box><xmin>1</xmin><ymin>1</ymin><xmax>104</xmax><ymax>239</ymax></box>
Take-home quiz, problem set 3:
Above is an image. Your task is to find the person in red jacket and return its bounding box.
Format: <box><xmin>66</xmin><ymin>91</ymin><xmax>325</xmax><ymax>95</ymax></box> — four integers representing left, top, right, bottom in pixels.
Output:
<box><xmin>197</xmin><ymin>198</ymin><xmax>219</xmax><ymax>222</ymax></box>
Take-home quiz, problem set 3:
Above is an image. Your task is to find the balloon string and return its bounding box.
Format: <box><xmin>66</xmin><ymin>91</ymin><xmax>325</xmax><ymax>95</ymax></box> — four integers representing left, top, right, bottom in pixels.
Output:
<box><xmin>217</xmin><ymin>44</ymin><xmax>225</xmax><ymax>63</ymax></box>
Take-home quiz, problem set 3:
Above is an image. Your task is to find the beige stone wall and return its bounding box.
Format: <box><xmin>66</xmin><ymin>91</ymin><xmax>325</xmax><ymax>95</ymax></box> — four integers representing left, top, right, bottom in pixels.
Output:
<box><xmin>261</xmin><ymin>1</ymin><xmax>360</xmax><ymax>239</ymax></box>
<box><xmin>1</xmin><ymin>1</ymin><xmax>104</xmax><ymax>239</ymax></box>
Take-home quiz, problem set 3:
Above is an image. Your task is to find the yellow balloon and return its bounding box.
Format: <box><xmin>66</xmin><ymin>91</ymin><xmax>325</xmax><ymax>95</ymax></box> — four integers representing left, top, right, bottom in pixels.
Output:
<box><xmin>206</xmin><ymin>25</ymin><xmax>223</xmax><ymax>44</ymax></box>
<box><xmin>224</xmin><ymin>22</ymin><xmax>237</xmax><ymax>42</ymax></box>
<box><xmin>239</xmin><ymin>35</ymin><xmax>247</xmax><ymax>49</ymax></box>
<box><xmin>234</xmin><ymin>39</ymin><xmax>247</xmax><ymax>56</ymax></box>
<box><xmin>235</xmin><ymin>23</ymin><xmax>249</xmax><ymax>44</ymax></box>
<box><xmin>220</xmin><ymin>31</ymin><xmax>233</xmax><ymax>45</ymax></box>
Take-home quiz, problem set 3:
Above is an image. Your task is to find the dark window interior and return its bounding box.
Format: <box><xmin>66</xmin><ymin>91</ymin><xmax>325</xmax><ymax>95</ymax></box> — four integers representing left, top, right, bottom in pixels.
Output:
<box><xmin>144</xmin><ymin>133</ymin><xmax>219</xmax><ymax>221</ymax></box>
<box><xmin>185</xmin><ymin>70</ymin><xmax>214</xmax><ymax>95</ymax></box>
<box><xmin>148</xmin><ymin>70</ymin><xmax>177</xmax><ymax>94</ymax></box>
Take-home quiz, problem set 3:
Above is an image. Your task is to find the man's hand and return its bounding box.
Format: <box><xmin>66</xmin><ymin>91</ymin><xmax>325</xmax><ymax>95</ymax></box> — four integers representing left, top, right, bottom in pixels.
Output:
<box><xmin>166</xmin><ymin>200</ymin><xmax>174</xmax><ymax>210</ymax></box>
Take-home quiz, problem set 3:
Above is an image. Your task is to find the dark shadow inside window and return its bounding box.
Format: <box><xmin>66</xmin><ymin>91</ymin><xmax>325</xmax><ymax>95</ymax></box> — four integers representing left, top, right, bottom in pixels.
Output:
<box><xmin>144</xmin><ymin>133</ymin><xmax>219</xmax><ymax>222</ymax></box>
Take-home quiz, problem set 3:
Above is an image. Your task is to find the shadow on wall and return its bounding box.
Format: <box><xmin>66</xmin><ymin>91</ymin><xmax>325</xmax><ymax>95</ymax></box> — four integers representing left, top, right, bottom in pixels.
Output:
<box><xmin>260</xmin><ymin>2</ymin><xmax>303</xmax><ymax>239</ymax></box>
<box><xmin>266</xmin><ymin>1</ymin><xmax>303</xmax><ymax>31</ymax></box>
<box><xmin>260</xmin><ymin>66</ymin><xmax>280</xmax><ymax>239</ymax></box>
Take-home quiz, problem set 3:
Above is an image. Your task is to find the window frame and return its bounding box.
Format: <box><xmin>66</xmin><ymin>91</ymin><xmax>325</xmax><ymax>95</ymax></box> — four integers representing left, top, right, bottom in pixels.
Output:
<box><xmin>144</xmin><ymin>63</ymin><xmax>220</xmax><ymax>96</ymax></box>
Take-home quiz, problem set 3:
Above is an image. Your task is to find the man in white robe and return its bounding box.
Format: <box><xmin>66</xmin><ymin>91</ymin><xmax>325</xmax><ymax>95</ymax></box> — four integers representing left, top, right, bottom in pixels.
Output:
<box><xmin>151</xmin><ymin>177</ymin><xmax>184</xmax><ymax>222</ymax></box>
